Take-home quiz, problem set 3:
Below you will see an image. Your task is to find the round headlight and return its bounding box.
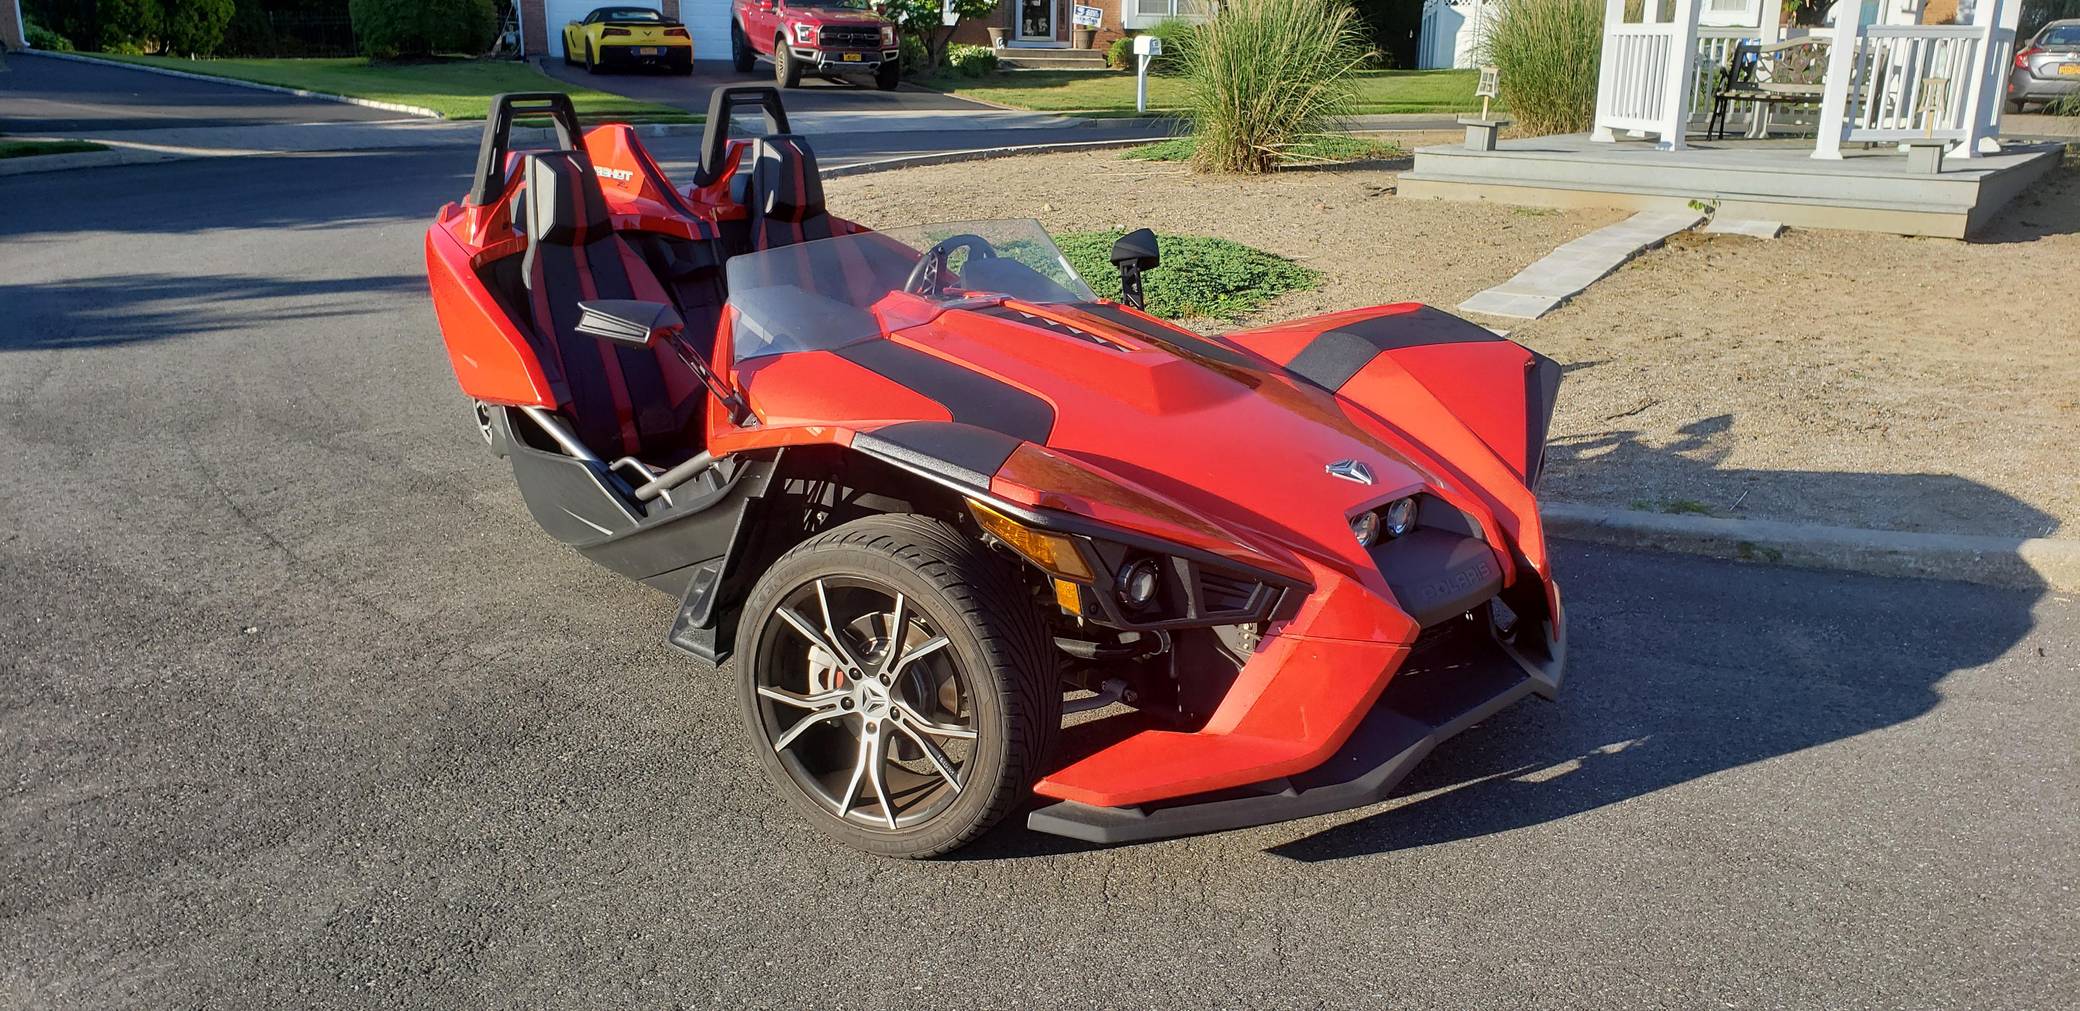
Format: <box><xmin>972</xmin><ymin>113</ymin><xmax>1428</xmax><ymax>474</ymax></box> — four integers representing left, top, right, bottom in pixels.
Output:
<box><xmin>1117</xmin><ymin>558</ymin><xmax>1162</xmax><ymax>609</ymax></box>
<box><xmin>1350</xmin><ymin>510</ymin><xmax>1381</xmax><ymax>547</ymax></box>
<box><xmin>1384</xmin><ymin>497</ymin><xmax>1418</xmax><ymax>537</ymax></box>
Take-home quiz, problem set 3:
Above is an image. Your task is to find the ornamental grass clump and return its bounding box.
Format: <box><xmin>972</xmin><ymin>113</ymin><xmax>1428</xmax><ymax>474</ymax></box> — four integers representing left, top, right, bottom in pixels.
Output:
<box><xmin>1479</xmin><ymin>0</ymin><xmax>1605</xmax><ymax>136</ymax></box>
<box><xmin>1178</xmin><ymin>0</ymin><xmax>1370</xmax><ymax>174</ymax></box>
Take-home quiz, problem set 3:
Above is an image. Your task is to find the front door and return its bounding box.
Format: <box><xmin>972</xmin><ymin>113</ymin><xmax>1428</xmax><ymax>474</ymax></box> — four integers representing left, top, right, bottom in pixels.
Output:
<box><xmin>1015</xmin><ymin>0</ymin><xmax>1054</xmax><ymax>42</ymax></box>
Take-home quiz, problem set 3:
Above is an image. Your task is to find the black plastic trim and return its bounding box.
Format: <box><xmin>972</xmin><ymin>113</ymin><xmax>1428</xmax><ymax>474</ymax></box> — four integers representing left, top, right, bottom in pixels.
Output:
<box><xmin>695</xmin><ymin>85</ymin><xmax>792</xmax><ymax>188</ymax></box>
<box><xmin>1285</xmin><ymin>304</ymin><xmax>1505</xmax><ymax>392</ymax></box>
<box><xmin>851</xmin><ymin>421</ymin><xmax>1022</xmax><ymax>491</ymax></box>
<box><xmin>835</xmin><ymin>340</ymin><xmax>1054</xmax><ymax>444</ymax></box>
<box><xmin>469</xmin><ymin>92</ymin><xmax>584</xmax><ymax>207</ymax></box>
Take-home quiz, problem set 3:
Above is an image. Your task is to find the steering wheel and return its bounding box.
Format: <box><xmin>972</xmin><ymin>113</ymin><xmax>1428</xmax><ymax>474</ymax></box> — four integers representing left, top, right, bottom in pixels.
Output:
<box><xmin>901</xmin><ymin>233</ymin><xmax>998</xmax><ymax>299</ymax></box>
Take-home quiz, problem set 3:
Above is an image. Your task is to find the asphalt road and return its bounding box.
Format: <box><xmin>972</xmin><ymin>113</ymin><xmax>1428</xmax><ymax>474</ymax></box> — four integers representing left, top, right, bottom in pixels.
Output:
<box><xmin>2</xmin><ymin>148</ymin><xmax>2076</xmax><ymax>1010</ymax></box>
<box><xmin>0</xmin><ymin>51</ymin><xmax>406</xmax><ymax>133</ymax></box>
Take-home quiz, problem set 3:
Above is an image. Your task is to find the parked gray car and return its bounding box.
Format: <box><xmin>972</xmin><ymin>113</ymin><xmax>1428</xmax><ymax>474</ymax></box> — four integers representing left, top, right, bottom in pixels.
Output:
<box><xmin>2010</xmin><ymin>19</ymin><xmax>2080</xmax><ymax>112</ymax></box>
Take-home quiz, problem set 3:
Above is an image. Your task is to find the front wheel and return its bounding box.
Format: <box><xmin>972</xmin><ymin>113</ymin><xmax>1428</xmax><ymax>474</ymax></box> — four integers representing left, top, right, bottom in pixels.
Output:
<box><xmin>586</xmin><ymin>43</ymin><xmax>600</xmax><ymax>74</ymax></box>
<box><xmin>875</xmin><ymin>61</ymin><xmax>900</xmax><ymax>91</ymax></box>
<box><xmin>774</xmin><ymin>40</ymin><xmax>802</xmax><ymax>88</ymax></box>
<box><xmin>734</xmin><ymin>515</ymin><xmax>1057</xmax><ymax>858</ymax></box>
<box><xmin>731</xmin><ymin>20</ymin><xmax>756</xmax><ymax>73</ymax></box>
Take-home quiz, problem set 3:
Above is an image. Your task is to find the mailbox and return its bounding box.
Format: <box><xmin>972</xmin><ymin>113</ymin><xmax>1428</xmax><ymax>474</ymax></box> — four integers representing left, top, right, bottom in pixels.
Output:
<box><xmin>1133</xmin><ymin>35</ymin><xmax>1163</xmax><ymax>57</ymax></box>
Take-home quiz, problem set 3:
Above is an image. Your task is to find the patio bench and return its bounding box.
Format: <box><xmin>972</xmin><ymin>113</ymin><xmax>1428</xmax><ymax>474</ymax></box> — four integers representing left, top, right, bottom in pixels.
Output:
<box><xmin>1708</xmin><ymin>37</ymin><xmax>1830</xmax><ymax>141</ymax></box>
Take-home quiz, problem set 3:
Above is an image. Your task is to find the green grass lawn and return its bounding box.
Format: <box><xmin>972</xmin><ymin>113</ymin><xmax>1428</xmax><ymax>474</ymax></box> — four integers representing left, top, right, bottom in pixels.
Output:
<box><xmin>0</xmin><ymin>137</ymin><xmax>109</xmax><ymax>159</ymax></box>
<box><xmin>1120</xmin><ymin>134</ymin><xmax>1406</xmax><ymax>165</ymax></box>
<box><xmin>1055</xmin><ymin>231</ymin><xmax>1318</xmax><ymax>320</ymax></box>
<box><xmin>87</xmin><ymin>54</ymin><xmax>694</xmax><ymax>121</ymax></box>
<box><xmin>925</xmin><ymin>68</ymin><xmax>1482</xmax><ymax>116</ymax></box>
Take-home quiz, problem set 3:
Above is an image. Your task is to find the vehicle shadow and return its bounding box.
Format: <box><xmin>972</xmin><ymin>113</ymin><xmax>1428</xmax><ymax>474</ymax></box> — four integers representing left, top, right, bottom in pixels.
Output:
<box><xmin>0</xmin><ymin>272</ymin><xmax>424</xmax><ymax>350</ymax></box>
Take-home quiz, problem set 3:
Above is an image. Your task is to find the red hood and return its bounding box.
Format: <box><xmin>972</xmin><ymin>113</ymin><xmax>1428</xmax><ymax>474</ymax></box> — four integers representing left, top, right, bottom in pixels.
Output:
<box><xmin>901</xmin><ymin>303</ymin><xmax>1480</xmax><ymax>581</ymax></box>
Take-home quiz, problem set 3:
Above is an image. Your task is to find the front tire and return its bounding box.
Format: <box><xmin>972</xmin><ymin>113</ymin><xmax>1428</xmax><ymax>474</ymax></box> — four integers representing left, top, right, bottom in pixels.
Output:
<box><xmin>562</xmin><ymin>33</ymin><xmax>576</xmax><ymax>66</ymax></box>
<box><xmin>734</xmin><ymin>515</ymin><xmax>1057</xmax><ymax>858</ymax></box>
<box><xmin>875</xmin><ymin>61</ymin><xmax>900</xmax><ymax>91</ymax></box>
<box><xmin>586</xmin><ymin>43</ymin><xmax>600</xmax><ymax>74</ymax></box>
<box><xmin>731</xmin><ymin>20</ymin><xmax>756</xmax><ymax>73</ymax></box>
<box><xmin>774</xmin><ymin>39</ymin><xmax>803</xmax><ymax>88</ymax></box>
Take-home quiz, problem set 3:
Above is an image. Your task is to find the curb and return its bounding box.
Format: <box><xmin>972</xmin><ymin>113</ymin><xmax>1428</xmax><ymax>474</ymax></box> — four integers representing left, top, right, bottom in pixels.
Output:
<box><xmin>1542</xmin><ymin>502</ymin><xmax>2080</xmax><ymax>592</ymax></box>
<box><xmin>0</xmin><ymin>143</ymin><xmax>183</xmax><ymax>176</ymax></box>
<box><xmin>20</xmin><ymin>49</ymin><xmax>444</xmax><ymax>119</ymax></box>
<box><xmin>820</xmin><ymin>137</ymin><xmax>1156</xmax><ymax>179</ymax></box>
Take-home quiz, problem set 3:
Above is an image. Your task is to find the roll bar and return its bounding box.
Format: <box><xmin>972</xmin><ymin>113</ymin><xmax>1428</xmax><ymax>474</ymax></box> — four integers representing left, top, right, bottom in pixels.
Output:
<box><xmin>693</xmin><ymin>86</ymin><xmax>793</xmax><ymax>188</ymax></box>
<box><xmin>467</xmin><ymin>92</ymin><xmax>586</xmax><ymax>207</ymax></box>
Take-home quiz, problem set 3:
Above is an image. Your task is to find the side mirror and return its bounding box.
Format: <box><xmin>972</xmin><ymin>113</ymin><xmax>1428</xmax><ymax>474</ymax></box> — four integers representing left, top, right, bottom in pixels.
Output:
<box><xmin>1109</xmin><ymin>227</ymin><xmax>1160</xmax><ymax>311</ymax></box>
<box><xmin>575</xmin><ymin>299</ymin><xmax>683</xmax><ymax>349</ymax></box>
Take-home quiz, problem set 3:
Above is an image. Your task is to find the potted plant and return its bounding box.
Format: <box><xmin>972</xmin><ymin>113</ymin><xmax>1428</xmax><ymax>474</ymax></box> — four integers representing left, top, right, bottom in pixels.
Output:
<box><xmin>987</xmin><ymin>24</ymin><xmax>1007</xmax><ymax>47</ymax></box>
<box><xmin>1071</xmin><ymin>6</ymin><xmax>1098</xmax><ymax>48</ymax></box>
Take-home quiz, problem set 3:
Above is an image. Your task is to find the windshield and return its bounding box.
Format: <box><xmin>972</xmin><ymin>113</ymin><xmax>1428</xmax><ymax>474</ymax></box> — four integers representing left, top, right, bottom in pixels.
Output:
<box><xmin>592</xmin><ymin>7</ymin><xmax>662</xmax><ymax>21</ymax></box>
<box><xmin>725</xmin><ymin>219</ymin><xmax>1099</xmax><ymax>362</ymax></box>
<box><xmin>792</xmin><ymin>0</ymin><xmax>875</xmax><ymax>9</ymax></box>
<box><xmin>2040</xmin><ymin>25</ymin><xmax>2080</xmax><ymax>45</ymax></box>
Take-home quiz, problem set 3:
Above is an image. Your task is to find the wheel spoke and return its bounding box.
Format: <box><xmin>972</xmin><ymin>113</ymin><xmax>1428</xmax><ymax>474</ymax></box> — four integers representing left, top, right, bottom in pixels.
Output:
<box><xmin>771</xmin><ymin>705</ymin><xmax>845</xmax><ymax>752</ymax></box>
<box><xmin>889</xmin><ymin>635</ymin><xmax>950</xmax><ymax>679</ymax></box>
<box><xmin>879</xmin><ymin>592</ymin><xmax>909</xmax><ymax>677</ymax></box>
<box><xmin>893</xmin><ymin>719</ymin><xmax>963</xmax><ymax>794</ymax></box>
<box><xmin>814</xmin><ymin>579</ymin><xmax>868</xmax><ymax>673</ymax></box>
<box><xmin>755</xmin><ymin>684</ymin><xmax>846</xmax><ymax>711</ymax></box>
<box><xmin>866</xmin><ymin>730</ymin><xmax>898</xmax><ymax>830</ymax></box>
<box><xmin>774</xmin><ymin>605</ymin><xmax>839</xmax><ymax>658</ymax></box>
<box><xmin>835</xmin><ymin>728</ymin><xmax>871</xmax><ymax>817</ymax></box>
<box><xmin>893</xmin><ymin>700</ymin><xmax>977</xmax><ymax>740</ymax></box>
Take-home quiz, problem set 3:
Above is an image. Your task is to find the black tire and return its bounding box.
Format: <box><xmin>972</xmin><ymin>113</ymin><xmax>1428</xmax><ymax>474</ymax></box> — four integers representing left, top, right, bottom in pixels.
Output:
<box><xmin>731</xmin><ymin>20</ymin><xmax>755</xmax><ymax>73</ymax></box>
<box><xmin>586</xmin><ymin>43</ymin><xmax>600</xmax><ymax>74</ymax></box>
<box><xmin>2007</xmin><ymin>98</ymin><xmax>2026</xmax><ymax>114</ymax></box>
<box><xmin>562</xmin><ymin>33</ymin><xmax>576</xmax><ymax>66</ymax></box>
<box><xmin>875</xmin><ymin>61</ymin><xmax>900</xmax><ymax>91</ymax></box>
<box><xmin>774</xmin><ymin>38</ymin><xmax>802</xmax><ymax>88</ymax></box>
<box><xmin>734</xmin><ymin>514</ymin><xmax>1057</xmax><ymax>858</ymax></box>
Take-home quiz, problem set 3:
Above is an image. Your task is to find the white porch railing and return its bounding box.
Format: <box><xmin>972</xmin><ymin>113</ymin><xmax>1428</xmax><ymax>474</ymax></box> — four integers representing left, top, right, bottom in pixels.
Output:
<box><xmin>1840</xmin><ymin>26</ymin><xmax>1987</xmax><ymax>140</ymax></box>
<box><xmin>1591</xmin><ymin>0</ymin><xmax>1704</xmax><ymax>149</ymax></box>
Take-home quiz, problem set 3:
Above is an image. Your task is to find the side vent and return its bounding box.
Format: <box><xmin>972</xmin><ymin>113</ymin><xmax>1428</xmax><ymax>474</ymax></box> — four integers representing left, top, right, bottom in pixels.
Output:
<box><xmin>1197</xmin><ymin>568</ymin><xmax>1263</xmax><ymax>616</ymax></box>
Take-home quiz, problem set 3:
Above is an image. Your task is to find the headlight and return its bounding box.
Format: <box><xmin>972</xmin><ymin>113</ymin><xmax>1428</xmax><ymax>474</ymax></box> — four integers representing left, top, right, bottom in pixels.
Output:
<box><xmin>1384</xmin><ymin>497</ymin><xmax>1418</xmax><ymax>537</ymax></box>
<box><xmin>793</xmin><ymin>23</ymin><xmax>817</xmax><ymax>44</ymax></box>
<box><xmin>880</xmin><ymin>25</ymin><xmax>897</xmax><ymax>46</ymax></box>
<box><xmin>1349</xmin><ymin>510</ymin><xmax>1380</xmax><ymax>547</ymax></box>
<box><xmin>1117</xmin><ymin>558</ymin><xmax>1162</xmax><ymax>609</ymax></box>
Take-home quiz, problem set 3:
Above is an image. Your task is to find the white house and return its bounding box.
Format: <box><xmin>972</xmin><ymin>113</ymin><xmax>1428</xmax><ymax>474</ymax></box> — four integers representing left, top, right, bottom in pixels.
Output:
<box><xmin>1418</xmin><ymin>0</ymin><xmax>1492</xmax><ymax>69</ymax></box>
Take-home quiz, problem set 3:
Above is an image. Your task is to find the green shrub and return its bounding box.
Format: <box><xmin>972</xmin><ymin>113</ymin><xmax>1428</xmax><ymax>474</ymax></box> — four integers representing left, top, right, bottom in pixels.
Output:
<box><xmin>1055</xmin><ymin>231</ymin><xmax>1320</xmax><ymax>321</ymax></box>
<box><xmin>1179</xmin><ymin>0</ymin><xmax>1369</xmax><ymax>174</ymax></box>
<box><xmin>1146</xmin><ymin>17</ymin><xmax>1198</xmax><ymax>73</ymax></box>
<box><xmin>1106</xmin><ymin>35</ymin><xmax>1132</xmax><ymax>70</ymax></box>
<box><xmin>24</xmin><ymin>17</ymin><xmax>77</xmax><ymax>51</ymax></box>
<box><xmin>1121</xmin><ymin>133</ymin><xmax>1405</xmax><ymax>165</ymax></box>
<box><xmin>945</xmin><ymin>43</ymin><xmax>997</xmax><ymax>77</ymax></box>
<box><xmin>899</xmin><ymin>32</ymin><xmax>928</xmax><ymax>76</ymax></box>
<box><xmin>347</xmin><ymin>0</ymin><xmax>495</xmax><ymax>59</ymax></box>
<box><xmin>94</xmin><ymin>0</ymin><xmax>161</xmax><ymax>51</ymax></box>
<box><xmin>162</xmin><ymin>0</ymin><xmax>235</xmax><ymax>56</ymax></box>
<box><xmin>1479</xmin><ymin>0</ymin><xmax>1603</xmax><ymax>135</ymax></box>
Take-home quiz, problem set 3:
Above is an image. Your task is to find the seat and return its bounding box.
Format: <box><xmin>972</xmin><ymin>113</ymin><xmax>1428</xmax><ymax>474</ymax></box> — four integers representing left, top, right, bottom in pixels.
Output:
<box><xmin>748</xmin><ymin>134</ymin><xmax>837</xmax><ymax>250</ymax></box>
<box><xmin>519</xmin><ymin>149</ymin><xmax>706</xmax><ymax>464</ymax></box>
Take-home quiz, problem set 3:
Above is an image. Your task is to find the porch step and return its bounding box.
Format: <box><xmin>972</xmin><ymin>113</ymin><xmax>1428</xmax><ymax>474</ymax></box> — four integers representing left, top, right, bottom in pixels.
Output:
<box><xmin>992</xmin><ymin>46</ymin><xmax>1111</xmax><ymax>71</ymax></box>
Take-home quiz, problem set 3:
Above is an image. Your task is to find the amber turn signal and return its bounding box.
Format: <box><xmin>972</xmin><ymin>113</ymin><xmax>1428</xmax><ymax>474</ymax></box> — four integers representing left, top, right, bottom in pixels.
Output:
<box><xmin>968</xmin><ymin>500</ymin><xmax>1096</xmax><ymax>582</ymax></box>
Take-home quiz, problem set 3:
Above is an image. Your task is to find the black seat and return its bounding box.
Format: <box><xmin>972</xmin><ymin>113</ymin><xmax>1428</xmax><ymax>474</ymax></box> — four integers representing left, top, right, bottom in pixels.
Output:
<box><xmin>749</xmin><ymin>135</ymin><xmax>836</xmax><ymax>250</ymax></box>
<box><xmin>519</xmin><ymin>150</ymin><xmax>705</xmax><ymax>463</ymax></box>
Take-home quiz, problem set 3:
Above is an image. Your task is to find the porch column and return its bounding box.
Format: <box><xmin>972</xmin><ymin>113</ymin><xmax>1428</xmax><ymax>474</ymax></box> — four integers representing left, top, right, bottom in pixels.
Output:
<box><xmin>1960</xmin><ymin>0</ymin><xmax>2021</xmax><ymax>156</ymax></box>
<box><xmin>1590</xmin><ymin>0</ymin><xmax>1629</xmax><ymax>142</ymax></box>
<box><xmin>1811</xmin><ymin>0</ymin><xmax>1867</xmax><ymax>159</ymax></box>
<box><xmin>1657</xmin><ymin>0</ymin><xmax>1704</xmax><ymax>150</ymax></box>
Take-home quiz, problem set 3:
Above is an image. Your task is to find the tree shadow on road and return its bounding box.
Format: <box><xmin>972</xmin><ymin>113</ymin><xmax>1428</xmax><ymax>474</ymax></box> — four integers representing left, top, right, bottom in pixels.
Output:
<box><xmin>0</xmin><ymin>272</ymin><xmax>423</xmax><ymax>350</ymax></box>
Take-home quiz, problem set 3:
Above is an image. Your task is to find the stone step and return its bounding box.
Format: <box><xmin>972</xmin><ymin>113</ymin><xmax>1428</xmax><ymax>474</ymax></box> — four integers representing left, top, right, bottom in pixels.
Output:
<box><xmin>992</xmin><ymin>46</ymin><xmax>1111</xmax><ymax>71</ymax></box>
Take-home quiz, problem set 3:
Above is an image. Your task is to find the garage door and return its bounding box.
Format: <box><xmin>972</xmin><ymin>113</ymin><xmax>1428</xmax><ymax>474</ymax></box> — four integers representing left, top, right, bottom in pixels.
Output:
<box><xmin>542</xmin><ymin>0</ymin><xmax>733</xmax><ymax>61</ymax></box>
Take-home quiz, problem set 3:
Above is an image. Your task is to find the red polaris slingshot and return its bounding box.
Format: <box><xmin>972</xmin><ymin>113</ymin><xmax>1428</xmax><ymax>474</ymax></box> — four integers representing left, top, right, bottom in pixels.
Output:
<box><xmin>425</xmin><ymin>90</ymin><xmax>1567</xmax><ymax>857</ymax></box>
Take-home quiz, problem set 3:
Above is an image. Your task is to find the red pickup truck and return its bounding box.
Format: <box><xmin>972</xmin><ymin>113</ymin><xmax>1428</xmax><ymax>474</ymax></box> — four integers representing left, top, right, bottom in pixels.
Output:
<box><xmin>730</xmin><ymin>0</ymin><xmax>903</xmax><ymax>90</ymax></box>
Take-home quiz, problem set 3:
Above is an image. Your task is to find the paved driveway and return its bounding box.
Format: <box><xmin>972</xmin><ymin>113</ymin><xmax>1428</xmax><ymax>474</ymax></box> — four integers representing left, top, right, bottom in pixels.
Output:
<box><xmin>0</xmin><ymin>51</ymin><xmax>407</xmax><ymax>133</ymax></box>
<box><xmin>0</xmin><ymin>150</ymin><xmax>2074</xmax><ymax>1009</ymax></box>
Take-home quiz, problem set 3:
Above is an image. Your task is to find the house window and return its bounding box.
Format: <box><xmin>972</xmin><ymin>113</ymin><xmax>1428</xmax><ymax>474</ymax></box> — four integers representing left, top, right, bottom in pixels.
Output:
<box><xmin>1125</xmin><ymin>0</ymin><xmax>1213</xmax><ymax>30</ymax></box>
<box><xmin>1699</xmin><ymin>0</ymin><xmax>1765</xmax><ymax>27</ymax></box>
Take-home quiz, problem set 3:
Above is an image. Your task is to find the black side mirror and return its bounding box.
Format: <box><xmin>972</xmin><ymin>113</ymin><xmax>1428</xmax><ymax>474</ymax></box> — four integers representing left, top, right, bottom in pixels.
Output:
<box><xmin>1109</xmin><ymin>228</ymin><xmax>1160</xmax><ymax>311</ymax></box>
<box><xmin>575</xmin><ymin>299</ymin><xmax>683</xmax><ymax>349</ymax></box>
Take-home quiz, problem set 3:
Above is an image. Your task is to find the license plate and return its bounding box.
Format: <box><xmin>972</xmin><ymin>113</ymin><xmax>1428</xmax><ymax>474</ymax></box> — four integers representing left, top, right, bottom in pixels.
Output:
<box><xmin>638</xmin><ymin>47</ymin><xmax>659</xmax><ymax>56</ymax></box>
<box><xmin>2060</xmin><ymin>64</ymin><xmax>2080</xmax><ymax>76</ymax></box>
<box><xmin>841</xmin><ymin>52</ymin><xmax>862</xmax><ymax>62</ymax></box>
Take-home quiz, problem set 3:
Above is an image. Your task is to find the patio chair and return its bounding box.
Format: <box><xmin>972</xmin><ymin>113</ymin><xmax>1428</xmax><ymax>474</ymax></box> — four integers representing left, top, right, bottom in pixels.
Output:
<box><xmin>1708</xmin><ymin>37</ymin><xmax>1831</xmax><ymax>141</ymax></box>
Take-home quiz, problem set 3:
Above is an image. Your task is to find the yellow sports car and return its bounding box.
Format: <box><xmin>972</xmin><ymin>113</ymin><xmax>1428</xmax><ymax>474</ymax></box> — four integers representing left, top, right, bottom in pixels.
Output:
<box><xmin>561</xmin><ymin>5</ymin><xmax>694</xmax><ymax>75</ymax></box>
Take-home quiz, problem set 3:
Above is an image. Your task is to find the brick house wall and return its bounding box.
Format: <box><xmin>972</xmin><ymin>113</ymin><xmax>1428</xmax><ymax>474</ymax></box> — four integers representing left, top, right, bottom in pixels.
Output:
<box><xmin>522</xmin><ymin>0</ymin><xmax>682</xmax><ymax>57</ymax></box>
<box><xmin>950</xmin><ymin>1</ymin><xmax>1135</xmax><ymax>49</ymax></box>
<box><xmin>4</xmin><ymin>0</ymin><xmax>27</xmax><ymax>51</ymax></box>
